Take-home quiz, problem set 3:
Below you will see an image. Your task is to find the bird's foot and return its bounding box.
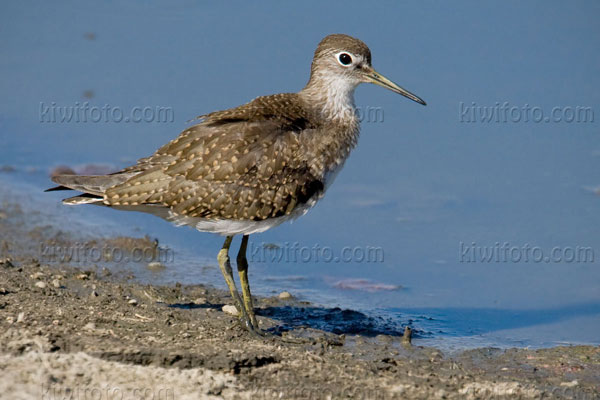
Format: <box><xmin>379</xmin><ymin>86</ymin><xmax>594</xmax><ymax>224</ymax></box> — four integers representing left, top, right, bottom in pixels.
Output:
<box><xmin>236</xmin><ymin>316</ymin><xmax>310</xmax><ymax>344</ymax></box>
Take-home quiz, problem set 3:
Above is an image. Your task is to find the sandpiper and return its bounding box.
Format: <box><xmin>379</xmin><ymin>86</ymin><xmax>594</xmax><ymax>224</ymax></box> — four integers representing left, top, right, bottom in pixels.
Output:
<box><xmin>48</xmin><ymin>34</ymin><xmax>426</xmax><ymax>336</ymax></box>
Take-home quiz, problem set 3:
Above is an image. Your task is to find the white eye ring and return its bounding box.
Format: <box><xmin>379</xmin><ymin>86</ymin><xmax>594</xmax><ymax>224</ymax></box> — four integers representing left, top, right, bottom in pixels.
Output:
<box><xmin>336</xmin><ymin>51</ymin><xmax>354</xmax><ymax>67</ymax></box>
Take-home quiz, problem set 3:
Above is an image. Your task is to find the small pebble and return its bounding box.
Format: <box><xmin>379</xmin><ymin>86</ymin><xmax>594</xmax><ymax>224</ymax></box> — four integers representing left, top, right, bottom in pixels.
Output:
<box><xmin>222</xmin><ymin>305</ymin><xmax>239</xmax><ymax>316</ymax></box>
<box><xmin>51</xmin><ymin>279</ymin><xmax>61</xmax><ymax>288</ymax></box>
<box><xmin>560</xmin><ymin>380</ymin><xmax>579</xmax><ymax>388</ymax></box>
<box><xmin>35</xmin><ymin>281</ymin><xmax>47</xmax><ymax>289</ymax></box>
<box><xmin>84</xmin><ymin>322</ymin><xmax>96</xmax><ymax>331</ymax></box>
<box><xmin>17</xmin><ymin>312</ymin><xmax>25</xmax><ymax>323</ymax></box>
<box><xmin>193</xmin><ymin>297</ymin><xmax>207</xmax><ymax>305</ymax></box>
<box><xmin>402</xmin><ymin>326</ymin><xmax>412</xmax><ymax>346</ymax></box>
<box><xmin>278</xmin><ymin>291</ymin><xmax>292</xmax><ymax>299</ymax></box>
<box><xmin>128</xmin><ymin>299</ymin><xmax>138</xmax><ymax>306</ymax></box>
<box><xmin>90</xmin><ymin>290</ymin><xmax>99</xmax><ymax>297</ymax></box>
<box><xmin>76</xmin><ymin>274</ymin><xmax>89</xmax><ymax>280</ymax></box>
<box><xmin>147</xmin><ymin>262</ymin><xmax>166</xmax><ymax>271</ymax></box>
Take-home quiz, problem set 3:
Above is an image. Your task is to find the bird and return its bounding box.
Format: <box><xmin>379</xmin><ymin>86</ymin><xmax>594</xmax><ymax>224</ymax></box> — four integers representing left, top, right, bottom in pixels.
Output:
<box><xmin>47</xmin><ymin>34</ymin><xmax>426</xmax><ymax>337</ymax></box>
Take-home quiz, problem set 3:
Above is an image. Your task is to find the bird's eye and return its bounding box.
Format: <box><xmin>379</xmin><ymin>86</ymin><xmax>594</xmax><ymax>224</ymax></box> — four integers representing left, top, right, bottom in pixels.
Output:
<box><xmin>338</xmin><ymin>53</ymin><xmax>352</xmax><ymax>66</ymax></box>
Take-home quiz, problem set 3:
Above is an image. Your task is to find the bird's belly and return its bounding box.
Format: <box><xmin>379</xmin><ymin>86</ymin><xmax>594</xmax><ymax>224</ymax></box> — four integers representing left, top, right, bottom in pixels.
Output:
<box><xmin>168</xmin><ymin>196</ymin><xmax>319</xmax><ymax>236</ymax></box>
<box><xmin>163</xmin><ymin>160</ymin><xmax>347</xmax><ymax>236</ymax></box>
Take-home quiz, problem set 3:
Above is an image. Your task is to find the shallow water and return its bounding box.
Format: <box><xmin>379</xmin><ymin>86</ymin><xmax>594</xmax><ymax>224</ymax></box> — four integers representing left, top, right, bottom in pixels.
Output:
<box><xmin>1</xmin><ymin>2</ymin><xmax>599</xmax><ymax>350</ymax></box>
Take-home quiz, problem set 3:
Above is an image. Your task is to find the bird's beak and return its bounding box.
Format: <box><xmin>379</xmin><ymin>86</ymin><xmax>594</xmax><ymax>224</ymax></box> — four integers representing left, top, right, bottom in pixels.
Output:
<box><xmin>362</xmin><ymin>67</ymin><xmax>426</xmax><ymax>106</ymax></box>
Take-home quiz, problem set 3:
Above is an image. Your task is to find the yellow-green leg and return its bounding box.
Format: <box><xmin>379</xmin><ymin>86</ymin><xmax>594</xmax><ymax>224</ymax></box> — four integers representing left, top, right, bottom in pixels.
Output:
<box><xmin>217</xmin><ymin>235</ymin><xmax>256</xmax><ymax>332</ymax></box>
<box><xmin>218</xmin><ymin>236</ymin><xmax>303</xmax><ymax>342</ymax></box>
<box><xmin>237</xmin><ymin>234</ymin><xmax>259</xmax><ymax>329</ymax></box>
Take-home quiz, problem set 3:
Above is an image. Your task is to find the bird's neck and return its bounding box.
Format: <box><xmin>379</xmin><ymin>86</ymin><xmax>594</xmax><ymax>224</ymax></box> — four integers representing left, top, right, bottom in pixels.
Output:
<box><xmin>299</xmin><ymin>71</ymin><xmax>358</xmax><ymax>123</ymax></box>
<box><xmin>297</xmin><ymin>73</ymin><xmax>361</xmax><ymax>180</ymax></box>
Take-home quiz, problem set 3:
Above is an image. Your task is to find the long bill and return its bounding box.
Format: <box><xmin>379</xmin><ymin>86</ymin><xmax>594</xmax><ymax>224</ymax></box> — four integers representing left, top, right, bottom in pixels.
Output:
<box><xmin>363</xmin><ymin>68</ymin><xmax>426</xmax><ymax>106</ymax></box>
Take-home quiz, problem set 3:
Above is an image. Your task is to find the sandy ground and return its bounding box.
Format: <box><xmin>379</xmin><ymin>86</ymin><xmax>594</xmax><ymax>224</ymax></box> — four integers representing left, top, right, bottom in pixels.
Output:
<box><xmin>0</xmin><ymin>195</ymin><xmax>599</xmax><ymax>399</ymax></box>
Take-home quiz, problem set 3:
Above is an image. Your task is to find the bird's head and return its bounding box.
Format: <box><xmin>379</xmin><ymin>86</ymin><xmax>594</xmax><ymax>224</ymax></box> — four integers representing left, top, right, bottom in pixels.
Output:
<box><xmin>306</xmin><ymin>34</ymin><xmax>426</xmax><ymax>106</ymax></box>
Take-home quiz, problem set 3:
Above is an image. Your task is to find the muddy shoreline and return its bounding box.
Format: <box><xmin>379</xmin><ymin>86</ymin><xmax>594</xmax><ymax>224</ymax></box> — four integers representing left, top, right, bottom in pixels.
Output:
<box><xmin>0</xmin><ymin>195</ymin><xmax>599</xmax><ymax>399</ymax></box>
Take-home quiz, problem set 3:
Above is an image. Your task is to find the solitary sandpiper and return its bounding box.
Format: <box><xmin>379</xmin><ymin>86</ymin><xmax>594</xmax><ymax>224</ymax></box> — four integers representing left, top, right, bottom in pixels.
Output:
<box><xmin>48</xmin><ymin>34</ymin><xmax>426</xmax><ymax>337</ymax></box>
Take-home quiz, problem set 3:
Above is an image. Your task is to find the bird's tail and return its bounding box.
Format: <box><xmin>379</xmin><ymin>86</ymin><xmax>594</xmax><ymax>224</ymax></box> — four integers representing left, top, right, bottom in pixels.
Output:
<box><xmin>46</xmin><ymin>173</ymin><xmax>136</xmax><ymax>205</ymax></box>
<box><xmin>61</xmin><ymin>193</ymin><xmax>104</xmax><ymax>205</ymax></box>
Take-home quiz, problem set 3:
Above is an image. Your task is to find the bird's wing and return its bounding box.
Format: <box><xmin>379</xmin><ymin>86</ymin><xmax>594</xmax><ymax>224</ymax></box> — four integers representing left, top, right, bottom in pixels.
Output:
<box><xmin>103</xmin><ymin>94</ymin><xmax>324</xmax><ymax>221</ymax></box>
<box><xmin>117</xmin><ymin>93</ymin><xmax>317</xmax><ymax>173</ymax></box>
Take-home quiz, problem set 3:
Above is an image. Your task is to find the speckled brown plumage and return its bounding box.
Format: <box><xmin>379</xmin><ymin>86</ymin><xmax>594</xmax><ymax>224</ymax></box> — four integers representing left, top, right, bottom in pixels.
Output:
<box><xmin>101</xmin><ymin>91</ymin><xmax>358</xmax><ymax>222</ymax></box>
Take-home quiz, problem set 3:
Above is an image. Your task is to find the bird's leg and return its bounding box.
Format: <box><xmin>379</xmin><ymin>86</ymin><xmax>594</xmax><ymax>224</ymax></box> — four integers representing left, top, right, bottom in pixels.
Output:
<box><xmin>217</xmin><ymin>236</ymin><xmax>255</xmax><ymax>331</ymax></box>
<box><xmin>220</xmin><ymin>236</ymin><xmax>303</xmax><ymax>342</ymax></box>
<box><xmin>236</xmin><ymin>235</ymin><xmax>309</xmax><ymax>344</ymax></box>
<box><xmin>236</xmin><ymin>235</ymin><xmax>259</xmax><ymax>329</ymax></box>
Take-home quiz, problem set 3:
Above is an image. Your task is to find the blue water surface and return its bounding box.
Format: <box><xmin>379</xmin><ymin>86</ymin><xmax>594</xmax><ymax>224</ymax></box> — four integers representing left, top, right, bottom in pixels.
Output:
<box><xmin>1</xmin><ymin>1</ymin><xmax>599</xmax><ymax>350</ymax></box>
